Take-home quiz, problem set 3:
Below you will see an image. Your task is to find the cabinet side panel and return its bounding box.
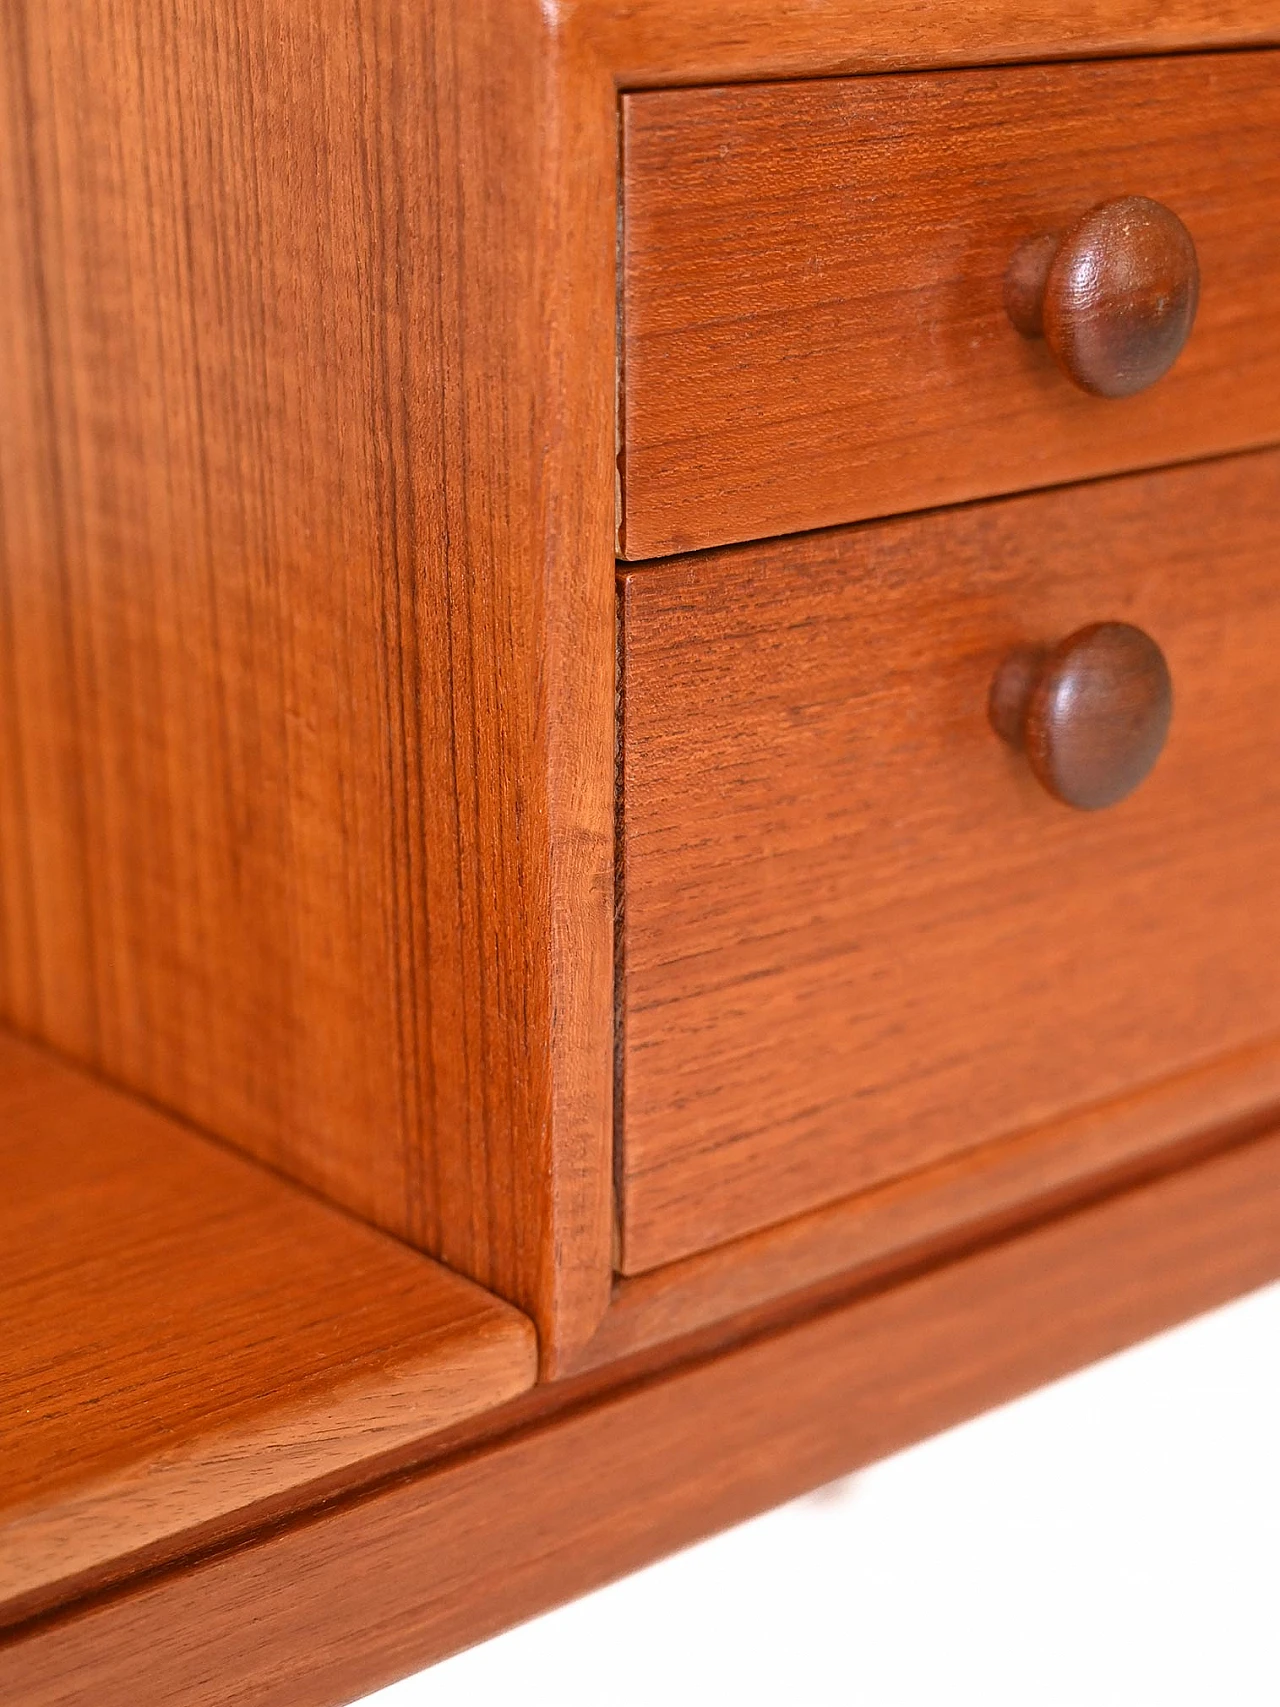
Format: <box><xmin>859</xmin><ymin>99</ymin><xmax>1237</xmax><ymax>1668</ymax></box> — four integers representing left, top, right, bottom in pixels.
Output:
<box><xmin>0</xmin><ymin>0</ymin><xmax>615</xmax><ymax>1353</ymax></box>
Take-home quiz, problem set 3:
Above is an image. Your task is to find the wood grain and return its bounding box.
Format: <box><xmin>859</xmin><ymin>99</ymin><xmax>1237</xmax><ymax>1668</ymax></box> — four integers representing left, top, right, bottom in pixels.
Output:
<box><xmin>7</xmin><ymin>1125</ymin><xmax>1280</xmax><ymax>1706</ymax></box>
<box><xmin>580</xmin><ymin>1036</ymin><xmax>1280</xmax><ymax>1370</ymax></box>
<box><xmin>619</xmin><ymin>53</ymin><xmax>1280</xmax><ymax>558</ymax></box>
<box><xmin>0</xmin><ymin>0</ymin><xmax>616</xmax><ymax>1363</ymax></box>
<box><xmin>570</xmin><ymin>0</ymin><xmax>1280</xmax><ymax>87</ymax></box>
<box><xmin>618</xmin><ymin>449</ymin><xmax>1280</xmax><ymax>1271</ymax></box>
<box><xmin>0</xmin><ymin>1030</ymin><xmax>536</xmax><ymax>1631</ymax></box>
<box><xmin>4</xmin><ymin>4</ymin><xmax>1279</xmax><ymax>1695</ymax></box>
<box><xmin>4</xmin><ymin>0</ymin><xmax>1276</xmax><ymax>1367</ymax></box>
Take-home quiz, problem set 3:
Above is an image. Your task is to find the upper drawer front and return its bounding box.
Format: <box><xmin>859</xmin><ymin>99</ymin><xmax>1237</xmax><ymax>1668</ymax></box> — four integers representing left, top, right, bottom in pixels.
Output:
<box><xmin>617</xmin><ymin>450</ymin><xmax>1280</xmax><ymax>1274</ymax></box>
<box><xmin>619</xmin><ymin>53</ymin><xmax>1280</xmax><ymax>560</ymax></box>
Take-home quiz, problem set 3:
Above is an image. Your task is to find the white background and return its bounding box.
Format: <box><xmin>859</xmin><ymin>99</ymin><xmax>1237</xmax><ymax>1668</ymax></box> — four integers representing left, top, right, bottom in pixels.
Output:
<box><xmin>362</xmin><ymin>1277</ymin><xmax>1280</xmax><ymax>1706</ymax></box>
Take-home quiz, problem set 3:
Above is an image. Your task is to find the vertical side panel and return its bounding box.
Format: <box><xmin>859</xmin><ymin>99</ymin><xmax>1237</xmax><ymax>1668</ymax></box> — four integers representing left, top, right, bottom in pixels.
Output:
<box><xmin>0</xmin><ymin>0</ymin><xmax>616</xmax><ymax>1360</ymax></box>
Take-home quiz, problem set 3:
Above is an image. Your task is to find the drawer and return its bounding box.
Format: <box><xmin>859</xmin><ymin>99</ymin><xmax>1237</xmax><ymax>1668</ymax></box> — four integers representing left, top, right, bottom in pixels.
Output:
<box><xmin>619</xmin><ymin>53</ymin><xmax>1280</xmax><ymax>560</ymax></box>
<box><xmin>616</xmin><ymin>450</ymin><xmax>1280</xmax><ymax>1273</ymax></box>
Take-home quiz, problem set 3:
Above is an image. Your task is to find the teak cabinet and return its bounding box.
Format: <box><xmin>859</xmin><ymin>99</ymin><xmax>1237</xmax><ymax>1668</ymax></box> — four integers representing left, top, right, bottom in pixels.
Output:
<box><xmin>2</xmin><ymin>4</ymin><xmax>1279</xmax><ymax>1702</ymax></box>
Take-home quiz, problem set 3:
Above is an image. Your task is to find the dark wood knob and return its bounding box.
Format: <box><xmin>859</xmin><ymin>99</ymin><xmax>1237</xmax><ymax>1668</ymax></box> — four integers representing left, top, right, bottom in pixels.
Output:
<box><xmin>989</xmin><ymin>622</ymin><xmax>1173</xmax><ymax>811</ymax></box>
<box><xmin>1004</xmin><ymin>197</ymin><xmax>1199</xmax><ymax>398</ymax></box>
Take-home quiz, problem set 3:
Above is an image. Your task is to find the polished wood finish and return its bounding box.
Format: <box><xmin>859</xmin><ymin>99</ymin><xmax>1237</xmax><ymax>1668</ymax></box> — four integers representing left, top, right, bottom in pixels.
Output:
<box><xmin>7</xmin><ymin>1</ymin><xmax>1280</xmax><ymax>1692</ymax></box>
<box><xmin>579</xmin><ymin>1037</ymin><xmax>1280</xmax><ymax>1371</ymax></box>
<box><xmin>4</xmin><ymin>0</ymin><xmax>1278</xmax><ymax>1365</ymax></box>
<box><xmin>1004</xmin><ymin>198</ymin><xmax>1200</xmax><ymax>397</ymax></box>
<box><xmin>0</xmin><ymin>1031</ymin><xmax>536</xmax><ymax>1632</ymax></box>
<box><xmin>989</xmin><ymin>622</ymin><xmax>1174</xmax><ymax>810</ymax></box>
<box><xmin>619</xmin><ymin>53</ymin><xmax>1280</xmax><ymax>558</ymax></box>
<box><xmin>0</xmin><ymin>0</ymin><xmax>615</xmax><ymax>1363</ymax></box>
<box><xmin>569</xmin><ymin>0</ymin><xmax>1280</xmax><ymax>85</ymax></box>
<box><xmin>618</xmin><ymin>450</ymin><xmax>1280</xmax><ymax>1271</ymax></box>
<box><xmin>7</xmin><ymin>1127</ymin><xmax>1280</xmax><ymax>1705</ymax></box>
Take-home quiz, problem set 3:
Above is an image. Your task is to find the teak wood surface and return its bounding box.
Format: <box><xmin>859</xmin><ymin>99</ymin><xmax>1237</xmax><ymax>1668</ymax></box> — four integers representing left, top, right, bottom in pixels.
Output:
<box><xmin>584</xmin><ymin>1034</ymin><xmax>1280</xmax><ymax>1369</ymax></box>
<box><xmin>619</xmin><ymin>53</ymin><xmax>1280</xmax><ymax>559</ymax></box>
<box><xmin>0</xmin><ymin>0</ymin><xmax>616</xmax><ymax>1365</ymax></box>
<box><xmin>0</xmin><ymin>1031</ymin><xmax>536</xmax><ymax>1632</ymax></box>
<box><xmin>7</xmin><ymin>1125</ymin><xmax>1280</xmax><ymax>1706</ymax></box>
<box><xmin>619</xmin><ymin>450</ymin><xmax>1280</xmax><ymax>1271</ymax></box>
<box><xmin>7</xmin><ymin>0</ymin><xmax>1280</xmax><ymax>1690</ymax></box>
<box><xmin>4</xmin><ymin>0</ymin><xmax>1279</xmax><ymax>1370</ymax></box>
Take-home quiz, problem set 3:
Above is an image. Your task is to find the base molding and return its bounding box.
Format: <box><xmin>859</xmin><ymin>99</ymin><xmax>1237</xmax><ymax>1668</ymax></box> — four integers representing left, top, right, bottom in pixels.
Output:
<box><xmin>7</xmin><ymin>1123</ymin><xmax>1280</xmax><ymax>1707</ymax></box>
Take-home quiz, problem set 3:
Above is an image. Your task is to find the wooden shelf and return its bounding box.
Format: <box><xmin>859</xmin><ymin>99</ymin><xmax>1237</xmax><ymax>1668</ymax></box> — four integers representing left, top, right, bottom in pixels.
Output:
<box><xmin>5</xmin><ymin>1120</ymin><xmax>1280</xmax><ymax>1706</ymax></box>
<box><xmin>0</xmin><ymin>1033</ymin><xmax>537</xmax><ymax>1632</ymax></box>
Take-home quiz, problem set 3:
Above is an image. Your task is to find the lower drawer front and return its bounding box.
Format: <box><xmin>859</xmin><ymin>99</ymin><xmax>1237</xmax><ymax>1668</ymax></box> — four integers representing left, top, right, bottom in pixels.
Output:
<box><xmin>617</xmin><ymin>450</ymin><xmax>1280</xmax><ymax>1274</ymax></box>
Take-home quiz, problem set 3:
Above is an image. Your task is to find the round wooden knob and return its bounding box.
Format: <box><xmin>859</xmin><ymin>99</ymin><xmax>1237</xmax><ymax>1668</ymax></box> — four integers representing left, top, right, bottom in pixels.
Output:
<box><xmin>989</xmin><ymin>622</ymin><xmax>1173</xmax><ymax>810</ymax></box>
<box><xmin>1004</xmin><ymin>197</ymin><xmax>1199</xmax><ymax>398</ymax></box>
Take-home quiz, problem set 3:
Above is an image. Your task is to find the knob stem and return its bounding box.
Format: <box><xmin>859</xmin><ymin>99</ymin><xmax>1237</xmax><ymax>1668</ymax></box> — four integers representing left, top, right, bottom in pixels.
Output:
<box><xmin>988</xmin><ymin>645</ymin><xmax>1046</xmax><ymax>748</ymax></box>
<box><xmin>1003</xmin><ymin>234</ymin><xmax>1059</xmax><ymax>340</ymax></box>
